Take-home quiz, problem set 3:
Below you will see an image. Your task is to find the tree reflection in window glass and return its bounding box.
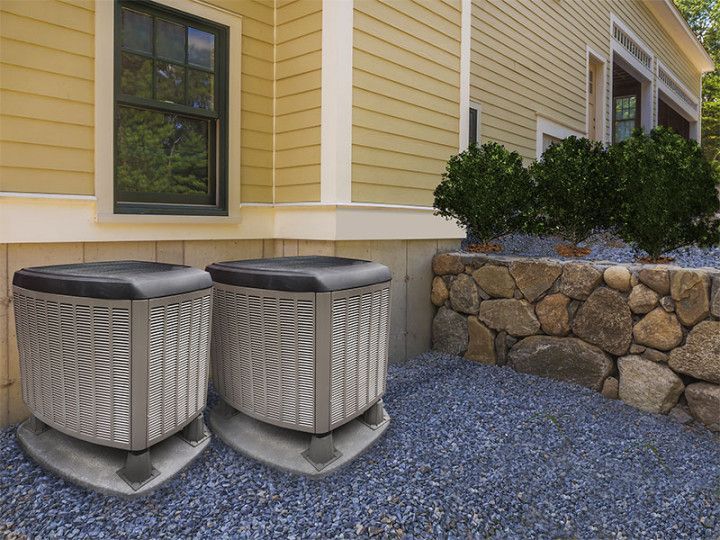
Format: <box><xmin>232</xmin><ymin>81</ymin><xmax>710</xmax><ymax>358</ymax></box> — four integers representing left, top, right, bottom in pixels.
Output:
<box><xmin>117</xmin><ymin>106</ymin><xmax>210</xmax><ymax>197</ymax></box>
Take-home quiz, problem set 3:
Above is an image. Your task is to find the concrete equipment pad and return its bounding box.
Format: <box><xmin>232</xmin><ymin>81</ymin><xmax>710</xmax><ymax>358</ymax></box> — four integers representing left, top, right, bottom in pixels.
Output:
<box><xmin>208</xmin><ymin>405</ymin><xmax>390</xmax><ymax>477</ymax></box>
<box><xmin>17</xmin><ymin>419</ymin><xmax>210</xmax><ymax>499</ymax></box>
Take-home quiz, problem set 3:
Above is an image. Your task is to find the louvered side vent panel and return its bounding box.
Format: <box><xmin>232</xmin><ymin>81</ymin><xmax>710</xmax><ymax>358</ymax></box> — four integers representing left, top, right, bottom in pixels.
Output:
<box><xmin>147</xmin><ymin>294</ymin><xmax>211</xmax><ymax>444</ymax></box>
<box><xmin>211</xmin><ymin>286</ymin><xmax>316</xmax><ymax>431</ymax></box>
<box><xmin>329</xmin><ymin>286</ymin><xmax>391</xmax><ymax>427</ymax></box>
<box><xmin>14</xmin><ymin>289</ymin><xmax>132</xmax><ymax>447</ymax></box>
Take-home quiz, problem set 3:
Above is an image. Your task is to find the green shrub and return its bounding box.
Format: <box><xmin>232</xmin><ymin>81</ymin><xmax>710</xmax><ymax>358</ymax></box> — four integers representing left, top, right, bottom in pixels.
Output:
<box><xmin>611</xmin><ymin>127</ymin><xmax>720</xmax><ymax>259</ymax></box>
<box><xmin>529</xmin><ymin>136</ymin><xmax>618</xmax><ymax>245</ymax></box>
<box><xmin>433</xmin><ymin>142</ymin><xmax>533</xmax><ymax>244</ymax></box>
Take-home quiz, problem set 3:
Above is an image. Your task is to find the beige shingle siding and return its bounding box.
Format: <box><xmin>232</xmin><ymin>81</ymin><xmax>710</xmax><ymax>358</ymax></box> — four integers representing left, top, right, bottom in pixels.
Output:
<box><xmin>351</xmin><ymin>0</ymin><xmax>462</xmax><ymax>207</ymax></box>
<box><xmin>471</xmin><ymin>0</ymin><xmax>702</xmax><ymax>162</ymax></box>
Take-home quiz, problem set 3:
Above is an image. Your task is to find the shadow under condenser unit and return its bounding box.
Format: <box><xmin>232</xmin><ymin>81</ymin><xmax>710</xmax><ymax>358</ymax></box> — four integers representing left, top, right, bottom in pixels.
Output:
<box><xmin>206</xmin><ymin>256</ymin><xmax>392</xmax><ymax>473</ymax></box>
<box><xmin>13</xmin><ymin>261</ymin><xmax>214</xmax><ymax>496</ymax></box>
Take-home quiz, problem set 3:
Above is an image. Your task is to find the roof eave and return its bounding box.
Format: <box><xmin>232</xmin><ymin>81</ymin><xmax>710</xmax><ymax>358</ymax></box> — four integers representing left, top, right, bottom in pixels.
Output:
<box><xmin>644</xmin><ymin>0</ymin><xmax>715</xmax><ymax>73</ymax></box>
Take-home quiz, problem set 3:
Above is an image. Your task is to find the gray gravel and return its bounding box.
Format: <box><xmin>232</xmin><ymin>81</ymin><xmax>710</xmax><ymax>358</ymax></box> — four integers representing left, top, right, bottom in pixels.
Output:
<box><xmin>464</xmin><ymin>232</ymin><xmax>720</xmax><ymax>268</ymax></box>
<box><xmin>2</xmin><ymin>353</ymin><xmax>720</xmax><ymax>538</ymax></box>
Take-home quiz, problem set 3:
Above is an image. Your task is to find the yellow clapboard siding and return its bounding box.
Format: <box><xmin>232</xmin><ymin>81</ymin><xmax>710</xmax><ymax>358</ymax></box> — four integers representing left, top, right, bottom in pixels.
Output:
<box><xmin>0</xmin><ymin>116</ymin><xmax>93</xmax><ymax>150</ymax></box>
<box><xmin>276</xmin><ymin>0</ymin><xmax>321</xmax><ymax>25</ymax></box>
<box><xmin>352</xmin><ymin>182</ymin><xmax>433</xmax><ymax>207</ymax></box>
<box><xmin>276</xmin><ymin>50</ymin><xmax>322</xmax><ymax>80</ymax></box>
<box><xmin>351</xmin><ymin>0</ymin><xmax>461</xmax><ymax>205</ymax></box>
<box><xmin>276</xmin><ymin>31</ymin><xmax>321</xmax><ymax>61</ymax></box>
<box><xmin>0</xmin><ymin>37</ymin><xmax>94</xmax><ymax>81</ymax></box>
<box><xmin>1</xmin><ymin>63</ymin><xmax>93</xmax><ymax>104</ymax></box>
<box><xmin>276</xmin><ymin>10</ymin><xmax>322</xmax><ymax>44</ymax></box>
<box><xmin>275</xmin><ymin>164</ymin><xmax>321</xmax><ymax>186</ymax></box>
<box><xmin>0</xmin><ymin>166</ymin><xmax>94</xmax><ymax>194</ymax></box>
<box><xmin>275</xmin><ymin>183</ymin><xmax>321</xmax><ymax>203</ymax></box>
<box><xmin>1</xmin><ymin>0</ymin><xmax>94</xmax><ymax>34</ymax></box>
<box><xmin>275</xmin><ymin>144</ymin><xmax>321</xmax><ymax>169</ymax></box>
<box><xmin>0</xmin><ymin>90</ymin><xmax>93</xmax><ymax>126</ymax></box>
<box><xmin>240</xmin><ymin>184</ymin><xmax>273</xmax><ymax>202</ymax></box>
<box><xmin>276</xmin><ymin>89</ymin><xmax>322</xmax><ymax>117</ymax></box>
<box><xmin>276</xmin><ymin>107</ymin><xmax>321</xmax><ymax>133</ymax></box>
<box><xmin>277</xmin><ymin>70</ymin><xmax>322</xmax><ymax>98</ymax></box>
<box><xmin>1</xmin><ymin>142</ymin><xmax>93</xmax><ymax>172</ymax></box>
<box><xmin>275</xmin><ymin>126</ymin><xmax>321</xmax><ymax>149</ymax></box>
<box><xmin>243</xmin><ymin>148</ymin><xmax>273</xmax><ymax>169</ymax></box>
<box><xmin>0</xmin><ymin>11</ymin><xmax>93</xmax><ymax>57</ymax></box>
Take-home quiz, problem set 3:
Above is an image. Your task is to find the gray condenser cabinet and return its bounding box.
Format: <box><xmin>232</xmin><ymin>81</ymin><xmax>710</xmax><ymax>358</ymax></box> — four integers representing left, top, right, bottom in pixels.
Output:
<box><xmin>13</xmin><ymin>261</ymin><xmax>213</xmax><ymax>454</ymax></box>
<box><xmin>207</xmin><ymin>256</ymin><xmax>392</xmax><ymax>435</ymax></box>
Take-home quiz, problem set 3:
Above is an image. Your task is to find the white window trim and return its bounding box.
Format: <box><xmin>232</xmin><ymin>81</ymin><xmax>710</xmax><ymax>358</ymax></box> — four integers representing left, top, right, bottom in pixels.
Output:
<box><xmin>585</xmin><ymin>45</ymin><xmax>608</xmax><ymax>144</ymax></box>
<box><xmin>609</xmin><ymin>14</ymin><xmax>655</xmax><ymax>134</ymax></box>
<box><xmin>655</xmin><ymin>60</ymin><xmax>701</xmax><ymax>139</ymax></box>
<box><xmin>536</xmin><ymin>117</ymin><xmax>584</xmax><ymax>159</ymax></box>
<box><xmin>468</xmin><ymin>101</ymin><xmax>481</xmax><ymax>147</ymax></box>
<box><xmin>94</xmin><ymin>0</ymin><xmax>243</xmax><ymax>223</ymax></box>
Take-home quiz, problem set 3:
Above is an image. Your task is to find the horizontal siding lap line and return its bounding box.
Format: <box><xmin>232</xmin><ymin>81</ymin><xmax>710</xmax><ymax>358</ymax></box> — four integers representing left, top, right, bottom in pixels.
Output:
<box><xmin>352</xmin><ymin>130</ymin><xmax>457</xmax><ymax>154</ymax></box>
<box><xmin>353</xmin><ymin>105</ymin><xmax>458</xmax><ymax>137</ymax></box>
<box><xmin>353</xmin><ymin>8</ymin><xmax>460</xmax><ymax>59</ymax></box>
<box><xmin>469</xmin><ymin>51</ymin><xmax>586</xmax><ymax>105</ymax></box>
<box><xmin>0</xmin><ymin>7</ymin><xmax>94</xmax><ymax>37</ymax></box>
<box><xmin>275</xmin><ymin>68</ymin><xmax>322</xmax><ymax>85</ymax></box>
<box><xmin>411</xmin><ymin>0</ymin><xmax>462</xmax><ymax>26</ymax></box>
<box><xmin>352</xmin><ymin>86</ymin><xmax>459</xmax><ymax>124</ymax></box>
<box><xmin>55</xmin><ymin>0</ymin><xmax>94</xmax><ymax>12</ymax></box>
<box><xmin>275</xmin><ymin>104</ymin><xmax>322</xmax><ymax>118</ymax></box>
<box><xmin>470</xmin><ymin>76</ymin><xmax>585</xmax><ymax>121</ymax></box>
<box><xmin>353</xmin><ymin>68</ymin><xmax>460</xmax><ymax>111</ymax></box>
<box><xmin>0</xmin><ymin>111</ymin><xmax>92</xmax><ymax>129</ymax></box>
<box><xmin>355</xmin><ymin>1</ymin><xmax>459</xmax><ymax>45</ymax></box>
<box><xmin>0</xmin><ymin>87</ymin><xmax>93</xmax><ymax>107</ymax></box>
<box><xmin>0</xmin><ymin>162</ymin><xmax>92</xmax><ymax>174</ymax></box>
<box><xmin>276</xmin><ymin>11</ymin><xmax>322</xmax><ymax>28</ymax></box>
<box><xmin>275</xmin><ymin>46</ymin><xmax>323</xmax><ymax>63</ymax></box>
<box><xmin>352</xmin><ymin>28</ymin><xmax>458</xmax><ymax>77</ymax></box>
<box><xmin>353</xmin><ymin>45</ymin><xmax>459</xmax><ymax>88</ymax></box>
<box><xmin>0</xmin><ymin>60</ymin><xmax>93</xmax><ymax>83</ymax></box>
<box><xmin>0</xmin><ymin>35</ymin><xmax>94</xmax><ymax>60</ymax></box>
<box><xmin>351</xmin><ymin>159</ymin><xmax>447</xmax><ymax>178</ymax></box>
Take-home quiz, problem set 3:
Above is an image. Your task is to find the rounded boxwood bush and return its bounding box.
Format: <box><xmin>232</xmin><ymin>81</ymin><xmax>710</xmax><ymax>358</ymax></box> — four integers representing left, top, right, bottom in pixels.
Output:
<box><xmin>433</xmin><ymin>142</ymin><xmax>533</xmax><ymax>245</ymax></box>
<box><xmin>530</xmin><ymin>136</ymin><xmax>618</xmax><ymax>246</ymax></box>
<box><xmin>611</xmin><ymin>127</ymin><xmax>719</xmax><ymax>260</ymax></box>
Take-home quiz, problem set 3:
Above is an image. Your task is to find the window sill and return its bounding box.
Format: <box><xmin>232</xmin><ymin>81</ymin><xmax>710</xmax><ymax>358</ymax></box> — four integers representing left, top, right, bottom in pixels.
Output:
<box><xmin>95</xmin><ymin>212</ymin><xmax>242</xmax><ymax>224</ymax></box>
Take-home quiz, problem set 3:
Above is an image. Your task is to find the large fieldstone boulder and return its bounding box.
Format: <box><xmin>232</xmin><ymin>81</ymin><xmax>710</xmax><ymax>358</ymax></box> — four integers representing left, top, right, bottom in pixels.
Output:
<box><xmin>508</xmin><ymin>336</ymin><xmax>613</xmax><ymax>391</ymax></box>
<box><xmin>603</xmin><ymin>266</ymin><xmax>632</xmax><ymax>292</ymax></box>
<box><xmin>559</xmin><ymin>263</ymin><xmax>603</xmax><ymax>300</ymax></box>
<box><xmin>572</xmin><ymin>288</ymin><xmax>632</xmax><ymax>356</ymax></box>
<box><xmin>671</xmin><ymin>269</ymin><xmax>710</xmax><ymax>326</ymax></box>
<box><xmin>628</xmin><ymin>284</ymin><xmax>659</xmax><ymax>314</ymax></box>
<box><xmin>465</xmin><ymin>317</ymin><xmax>496</xmax><ymax>364</ymax></box>
<box><xmin>711</xmin><ymin>276</ymin><xmax>720</xmax><ymax>318</ymax></box>
<box><xmin>431</xmin><ymin>276</ymin><xmax>449</xmax><ymax>307</ymax></box>
<box><xmin>478</xmin><ymin>299</ymin><xmax>540</xmax><ymax>337</ymax></box>
<box><xmin>432</xmin><ymin>307</ymin><xmax>468</xmax><ymax>355</ymax></box>
<box><xmin>668</xmin><ymin>321</ymin><xmax>720</xmax><ymax>384</ymax></box>
<box><xmin>684</xmin><ymin>382</ymin><xmax>720</xmax><ymax>430</ymax></box>
<box><xmin>535</xmin><ymin>293</ymin><xmax>571</xmax><ymax>336</ymax></box>
<box><xmin>638</xmin><ymin>267</ymin><xmax>670</xmax><ymax>296</ymax></box>
<box><xmin>509</xmin><ymin>260</ymin><xmax>562</xmax><ymax>303</ymax></box>
<box><xmin>632</xmin><ymin>308</ymin><xmax>683</xmax><ymax>351</ymax></box>
<box><xmin>617</xmin><ymin>355</ymin><xmax>684</xmax><ymax>414</ymax></box>
<box><xmin>472</xmin><ymin>265</ymin><xmax>515</xmax><ymax>299</ymax></box>
<box><xmin>433</xmin><ymin>253</ymin><xmax>464</xmax><ymax>275</ymax></box>
<box><xmin>449</xmin><ymin>273</ymin><xmax>480</xmax><ymax>314</ymax></box>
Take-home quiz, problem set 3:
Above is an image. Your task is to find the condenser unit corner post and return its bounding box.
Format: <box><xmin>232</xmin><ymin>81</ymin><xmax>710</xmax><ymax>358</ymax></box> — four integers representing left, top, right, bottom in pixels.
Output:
<box><xmin>207</xmin><ymin>256</ymin><xmax>392</xmax><ymax>476</ymax></box>
<box><xmin>13</xmin><ymin>261</ymin><xmax>214</xmax><ymax>498</ymax></box>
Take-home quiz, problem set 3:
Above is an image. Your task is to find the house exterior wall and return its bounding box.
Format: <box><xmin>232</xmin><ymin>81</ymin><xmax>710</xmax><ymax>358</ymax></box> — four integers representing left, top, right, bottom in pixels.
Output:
<box><xmin>470</xmin><ymin>0</ymin><xmax>703</xmax><ymax>161</ymax></box>
<box><xmin>275</xmin><ymin>0</ymin><xmax>322</xmax><ymax>203</ymax></box>
<box><xmin>351</xmin><ymin>0</ymin><xmax>462</xmax><ymax>207</ymax></box>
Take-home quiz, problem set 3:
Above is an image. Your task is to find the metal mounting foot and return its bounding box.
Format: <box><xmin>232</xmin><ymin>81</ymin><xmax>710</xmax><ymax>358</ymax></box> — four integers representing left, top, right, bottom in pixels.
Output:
<box><xmin>27</xmin><ymin>415</ymin><xmax>48</xmax><ymax>435</ymax></box>
<box><xmin>117</xmin><ymin>449</ymin><xmax>159</xmax><ymax>491</ymax></box>
<box><xmin>302</xmin><ymin>432</ymin><xmax>341</xmax><ymax>471</ymax></box>
<box><xmin>181</xmin><ymin>414</ymin><xmax>209</xmax><ymax>446</ymax></box>
<box><xmin>361</xmin><ymin>400</ymin><xmax>387</xmax><ymax>429</ymax></box>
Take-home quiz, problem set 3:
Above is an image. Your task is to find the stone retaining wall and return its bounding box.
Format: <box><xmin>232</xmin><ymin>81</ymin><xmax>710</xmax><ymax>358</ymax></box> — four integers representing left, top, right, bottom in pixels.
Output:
<box><xmin>431</xmin><ymin>252</ymin><xmax>720</xmax><ymax>431</ymax></box>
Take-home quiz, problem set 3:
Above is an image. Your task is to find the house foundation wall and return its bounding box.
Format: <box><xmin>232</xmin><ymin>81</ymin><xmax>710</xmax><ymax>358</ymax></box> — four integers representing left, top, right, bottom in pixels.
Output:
<box><xmin>0</xmin><ymin>238</ymin><xmax>459</xmax><ymax>427</ymax></box>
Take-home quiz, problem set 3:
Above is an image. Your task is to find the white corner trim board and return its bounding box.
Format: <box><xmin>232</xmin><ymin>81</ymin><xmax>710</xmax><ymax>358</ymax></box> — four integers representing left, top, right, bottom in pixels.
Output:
<box><xmin>320</xmin><ymin>0</ymin><xmax>353</xmax><ymax>204</ymax></box>
<box><xmin>458</xmin><ymin>0</ymin><xmax>472</xmax><ymax>151</ymax></box>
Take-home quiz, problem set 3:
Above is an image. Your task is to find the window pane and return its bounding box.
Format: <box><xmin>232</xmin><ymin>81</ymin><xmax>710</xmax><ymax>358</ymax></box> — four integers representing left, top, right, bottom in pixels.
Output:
<box><xmin>120</xmin><ymin>52</ymin><xmax>153</xmax><ymax>98</ymax></box>
<box><xmin>122</xmin><ymin>9</ymin><xmax>153</xmax><ymax>53</ymax></box>
<box><xmin>156</xmin><ymin>19</ymin><xmax>185</xmax><ymax>63</ymax></box>
<box><xmin>614</xmin><ymin>120</ymin><xmax>634</xmax><ymax>143</ymax></box>
<box><xmin>156</xmin><ymin>62</ymin><xmax>185</xmax><ymax>103</ymax></box>
<box><xmin>188</xmin><ymin>69</ymin><xmax>214</xmax><ymax>110</ymax></box>
<box><xmin>188</xmin><ymin>27</ymin><xmax>215</xmax><ymax>69</ymax></box>
<box><xmin>116</xmin><ymin>106</ymin><xmax>210</xmax><ymax>197</ymax></box>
